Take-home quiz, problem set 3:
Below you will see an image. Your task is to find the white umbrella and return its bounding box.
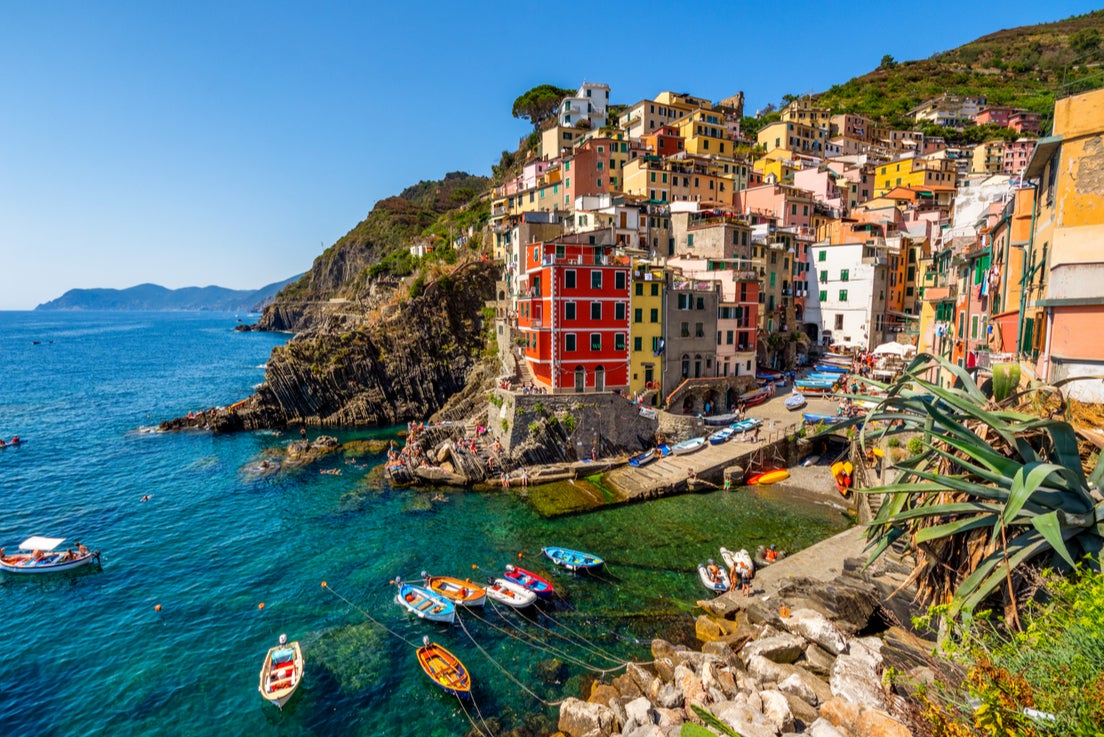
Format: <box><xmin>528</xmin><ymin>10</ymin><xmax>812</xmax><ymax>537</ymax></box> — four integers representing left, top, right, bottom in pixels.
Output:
<box><xmin>872</xmin><ymin>341</ymin><xmax>914</xmax><ymax>357</ymax></box>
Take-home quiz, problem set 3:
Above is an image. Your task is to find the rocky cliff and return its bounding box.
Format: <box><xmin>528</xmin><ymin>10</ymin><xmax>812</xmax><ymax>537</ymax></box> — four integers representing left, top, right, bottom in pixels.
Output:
<box><xmin>163</xmin><ymin>259</ymin><xmax>498</xmax><ymax>432</ymax></box>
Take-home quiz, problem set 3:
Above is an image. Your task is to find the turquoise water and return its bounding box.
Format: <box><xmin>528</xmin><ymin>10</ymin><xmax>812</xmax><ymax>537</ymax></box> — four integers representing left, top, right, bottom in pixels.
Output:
<box><xmin>0</xmin><ymin>312</ymin><xmax>850</xmax><ymax>737</ymax></box>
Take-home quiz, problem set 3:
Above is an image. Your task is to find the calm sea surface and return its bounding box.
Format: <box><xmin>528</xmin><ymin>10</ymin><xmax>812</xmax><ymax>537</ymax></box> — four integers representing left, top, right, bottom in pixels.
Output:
<box><xmin>0</xmin><ymin>311</ymin><xmax>849</xmax><ymax>737</ymax></box>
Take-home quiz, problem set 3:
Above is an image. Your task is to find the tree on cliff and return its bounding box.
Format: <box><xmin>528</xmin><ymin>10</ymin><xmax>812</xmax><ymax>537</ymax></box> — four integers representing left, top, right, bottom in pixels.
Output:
<box><xmin>511</xmin><ymin>84</ymin><xmax>574</xmax><ymax>129</ymax></box>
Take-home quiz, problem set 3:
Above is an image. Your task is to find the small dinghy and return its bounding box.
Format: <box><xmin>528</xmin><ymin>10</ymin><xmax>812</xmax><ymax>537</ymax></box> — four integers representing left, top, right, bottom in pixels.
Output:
<box><xmin>754</xmin><ymin>544</ymin><xmax>787</xmax><ymax>568</ymax></box>
<box><xmin>730</xmin><ymin>418</ymin><xmax>761</xmax><ymax>433</ymax></box>
<box><xmin>720</xmin><ymin>547</ymin><xmax>755</xmax><ymax>579</ymax></box>
<box><xmin>708</xmin><ymin>427</ymin><xmax>735</xmax><ymax>445</ymax></box>
<box><xmin>395</xmin><ymin>580</ymin><xmax>457</xmax><ymax>623</ymax></box>
<box><xmin>0</xmin><ymin>536</ymin><xmax>99</xmax><ymax>575</ymax></box>
<box><xmin>258</xmin><ymin>634</ymin><xmax>304</xmax><ymax>709</ymax></box>
<box><xmin>542</xmin><ymin>546</ymin><xmax>604</xmax><ymax>572</ymax></box>
<box><xmin>784</xmin><ymin>392</ymin><xmax>807</xmax><ymax>411</ymax></box>
<box><xmin>416</xmin><ymin>636</ymin><xmax>471</xmax><ymax>699</ymax></box>
<box><xmin>421</xmin><ymin>572</ymin><xmax>486</xmax><ymax>607</ymax></box>
<box><xmin>628</xmin><ymin>448</ymin><xmax>657</xmax><ymax>467</ymax></box>
<box><xmin>485</xmin><ymin>577</ymin><xmax>538</xmax><ymax>608</ymax></box>
<box><xmin>697</xmin><ymin>559</ymin><xmax>730</xmax><ymax>593</ymax></box>
<box><xmin>502</xmin><ymin>564</ymin><xmax>555</xmax><ymax>598</ymax></box>
<box><xmin>671</xmin><ymin>437</ymin><xmax>706</xmax><ymax>455</ymax></box>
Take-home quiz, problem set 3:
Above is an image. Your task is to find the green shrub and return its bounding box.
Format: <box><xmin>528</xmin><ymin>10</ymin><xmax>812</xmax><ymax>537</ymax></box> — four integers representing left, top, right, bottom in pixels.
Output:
<box><xmin>562</xmin><ymin>414</ymin><xmax>577</xmax><ymax>434</ymax></box>
<box><xmin>888</xmin><ymin>438</ymin><xmax>901</xmax><ymax>448</ymax></box>
<box><xmin>906</xmin><ymin>436</ymin><xmax>924</xmax><ymax>455</ymax></box>
<box><xmin>501</xmin><ymin>418</ymin><xmax>509</xmax><ymax>433</ymax></box>
<box><xmin>527</xmin><ymin>421</ymin><xmax>541</xmax><ymax>436</ymax></box>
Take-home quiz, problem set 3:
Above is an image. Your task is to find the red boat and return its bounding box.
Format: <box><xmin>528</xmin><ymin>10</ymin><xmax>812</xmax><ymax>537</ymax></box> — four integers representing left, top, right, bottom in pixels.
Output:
<box><xmin>502</xmin><ymin>564</ymin><xmax>555</xmax><ymax>598</ymax></box>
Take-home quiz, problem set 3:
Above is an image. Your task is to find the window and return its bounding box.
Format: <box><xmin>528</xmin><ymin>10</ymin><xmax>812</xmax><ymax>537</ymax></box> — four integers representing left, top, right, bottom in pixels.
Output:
<box><xmin>565</xmin><ymin>302</ymin><xmax>576</xmax><ymax>320</ymax></box>
<box><xmin>835</xmin><ymin>314</ymin><xmax>844</xmax><ymax>330</ymax></box>
<box><xmin>565</xmin><ymin>334</ymin><xmax>576</xmax><ymax>351</ymax></box>
<box><xmin>591</xmin><ymin>270</ymin><xmax>602</xmax><ymax>289</ymax></box>
<box><xmin>820</xmin><ymin>269</ymin><xmax>828</xmax><ymax>281</ymax></box>
<box><xmin>695</xmin><ymin>322</ymin><xmax>704</xmax><ymax>337</ymax></box>
<box><xmin>819</xmin><ymin>290</ymin><xmax>827</xmax><ymax>301</ymax></box>
<box><xmin>726</xmin><ymin>330</ymin><xmax>734</xmax><ymax>345</ymax></box>
<box><xmin>678</xmin><ymin>294</ymin><xmax>689</xmax><ymax>309</ymax></box>
<box><xmin>615</xmin><ymin>271</ymin><xmax>626</xmax><ymax>290</ymax></box>
<box><xmin>634</xmin><ymin>308</ymin><xmax>642</xmax><ymax>323</ymax></box>
<box><xmin>633</xmin><ymin>336</ymin><xmax>642</xmax><ymax>351</ymax></box>
<box><xmin>590</xmin><ymin>333</ymin><xmax>602</xmax><ymax>351</ymax></box>
<box><xmin>839</xmin><ymin>289</ymin><xmax>848</xmax><ymax>301</ymax></box>
<box><xmin>687</xmin><ymin>234</ymin><xmax>694</xmax><ymax>247</ymax></box>
<box><xmin>615</xmin><ymin>334</ymin><xmax>626</xmax><ymax>351</ymax></box>
<box><xmin>590</xmin><ymin>302</ymin><xmax>602</xmax><ymax>320</ymax></box>
<box><xmin>680</xmin><ymin>322</ymin><xmax>690</xmax><ymax>337</ymax></box>
<box><xmin>840</xmin><ymin>269</ymin><xmax>849</xmax><ymax>282</ymax></box>
<box><xmin>615</xmin><ymin>303</ymin><xmax>626</xmax><ymax>320</ymax></box>
<box><xmin>650</xmin><ymin>308</ymin><xmax>659</xmax><ymax>323</ymax></box>
<box><xmin>634</xmin><ymin>282</ymin><xmax>643</xmax><ymax>296</ymax></box>
<box><xmin>651</xmin><ymin>284</ymin><xmax>659</xmax><ymax>296</ymax></box>
<box><xmin>565</xmin><ymin>270</ymin><xmax>576</xmax><ymax>289</ymax></box>
<box><xmin>696</xmin><ymin>297</ymin><xmax>705</xmax><ymax>310</ymax></box>
<box><xmin>818</xmin><ymin>250</ymin><xmax>826</xmax><ymax>262</ymax></box>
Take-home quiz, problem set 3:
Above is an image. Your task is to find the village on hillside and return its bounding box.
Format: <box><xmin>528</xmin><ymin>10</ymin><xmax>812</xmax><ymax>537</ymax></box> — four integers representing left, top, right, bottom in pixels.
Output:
<box><xmin>476</xmin><ymin>83</ymin><xmax>1103</xmax><ymax>410</ymax></box>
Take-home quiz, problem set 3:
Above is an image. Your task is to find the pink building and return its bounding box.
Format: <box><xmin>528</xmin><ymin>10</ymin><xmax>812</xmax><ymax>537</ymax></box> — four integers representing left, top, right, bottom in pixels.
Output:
<box><xmin>732</xmin><ymin>183</ymin><xmax>816</xmax><ymax>231</ymax></box>
<box><xmin>793</xmin><ymin>167</ymin><xmax>846</xmax><ymax>212</ymax></box>
<box><xmin>1002</xmin><ymin>139</ymin><xmax>1036</xmax><ymax>177</ymax></box>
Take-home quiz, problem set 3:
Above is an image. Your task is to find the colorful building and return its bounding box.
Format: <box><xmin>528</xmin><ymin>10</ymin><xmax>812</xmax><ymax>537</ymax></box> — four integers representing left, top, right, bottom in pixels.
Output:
<box><xmin>629</xmin><ymin>259</ymin><xmax>666</xmax><ymax>400</ymax></box>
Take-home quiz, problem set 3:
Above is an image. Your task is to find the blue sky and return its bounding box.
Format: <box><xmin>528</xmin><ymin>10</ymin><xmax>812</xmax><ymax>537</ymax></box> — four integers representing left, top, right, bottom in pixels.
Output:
<box><xmin>1</xmin><ymin>1</ymin><xmax>1097</xmax><ymax>309</ymax></box>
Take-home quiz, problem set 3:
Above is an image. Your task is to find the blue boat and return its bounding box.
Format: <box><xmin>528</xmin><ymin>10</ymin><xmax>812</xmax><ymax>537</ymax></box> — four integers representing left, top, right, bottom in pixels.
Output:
<box><xmin>703</xmin><ymin>412</ymin><xmax>740</xmax><ymax>426</ymax></box>
<box><xmin>628</xmin><ymin>448</ymin><xmax>657</xmax><ymax>467</ymax></box>
<box><xmin>807</xmin><ymin>372</ymin><xmax>844</xmax><ymax>382</ymax></box>
<box><xmin>671</xmin><ymin>437</ymin><xmax>707</xmax><ymax>455</ymax></box>
<box><xmin>802</xmin><ymin>413</ymin><xmax>845</xmax><ymax>425</ymax></box>
<box><xmin>729</xmin><ymin>418</ymin><xmax>762</xmax><ymax>432</ymax></box>
<box><xmin>542</xmin><ymin>546</ymin><xmax>604</xmax><ymax>572</ymax></box>
<box><xmin>814</xmin><ymin>363</ymin><xmax>849</xmax><ymax>374</ymax></box>
<box><xmin>708</xmin><ymin>427</ymin><xmax>735</xmax><ymax>445</ymax></box>
<box><xmin>395</xmin><ymin>581</ymin><xmax>457</xmax><ymax>623</ymax></box>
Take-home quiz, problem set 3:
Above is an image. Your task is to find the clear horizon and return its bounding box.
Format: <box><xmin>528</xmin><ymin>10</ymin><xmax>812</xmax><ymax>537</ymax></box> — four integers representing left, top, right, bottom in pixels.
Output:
<box><xmin>2</xmin><ymin>0</ymin><xmax>1097</xmax><ymax>310</ymax></box>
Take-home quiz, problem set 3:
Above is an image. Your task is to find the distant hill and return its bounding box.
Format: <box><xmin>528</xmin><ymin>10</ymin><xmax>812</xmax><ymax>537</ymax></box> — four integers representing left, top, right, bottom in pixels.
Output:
<box><xmin>814</xmin><ymin>10</ymin><xmax>1104</xmax><ymax>130</ymax></box>
<box><xmin>35</xmin><ymin>275</ymin><xmax>303</xmax><ymax>312</ymax></box>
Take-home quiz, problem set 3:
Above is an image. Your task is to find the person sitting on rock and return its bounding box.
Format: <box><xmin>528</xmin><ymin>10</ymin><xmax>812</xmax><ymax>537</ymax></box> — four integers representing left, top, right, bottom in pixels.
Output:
<box><xmin>765</xmin><ymin>544</ymin><xmax>779</xmax><ymax>563</ymax></box>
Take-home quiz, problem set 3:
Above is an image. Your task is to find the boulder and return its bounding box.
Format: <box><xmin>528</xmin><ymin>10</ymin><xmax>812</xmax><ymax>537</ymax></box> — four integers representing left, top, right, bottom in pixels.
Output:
<box><xmin>746</xmin><ymin>655</ymin><xmax>833</xmax><ymax>706</ymax></box>
<box><xmin>622</xmin><ymin>726</ymin><xmax>665</xmax><ymax>737</ymax></box>
<box><xmin>760</xmin><ymin>688</ymin><xmax>796</xmax><ymax>733</ymax></box>
<box><xmin>779</xmin><ymin>608</ymin><xmax>849</xmax><ymax>655</ymax></box>
<box><xmin>653</xmin><ymin>680</ymin><xmax>684</xmax><ymax>710</ymax></box>
<box><xmin>741</xmin><ymin>634</ymin><xmax>806</xmax><ymax>665</ymax></box>
<box><xmin>777</xmin><ymin>672</ymin><xmax>819</xmax><ymax>706</ymax></box>
<box><xmin>802</xmin><ymin>642</ymin><xmax>837</xmax><ymax>677</ymax></box>
<box><xmin>611</xmin><ymin>669</ymin><xmax>644</xmax><ymax>699</ymax></box>
<box><xmin>674</xmin><ymin>663</ymin><xmax>706</xmax><ymax>706</ymax></box>
<box><xmin>696</xmin><ymin>614</ymin><xmax>747</xmax><ymax>643</ymax></box>
<box><xmin>711</xmin><ymin>701</ymin><xmax>782</xmax><ymax>737</ymax></box>
<box><xmin>621</xmin><ymin>695</ymin><xmax>656</xmax><ymax>735</ymax></box>
<box><xmin>808</xmin><ymin>716</ymin><xmax>850</xmax><ymax>737</ymax></box>
<box><xmin>557</xmin><ymin>698</ymin><xmax>618</xmax><ymax>737</ymax></box>
<box><xmin>819</xmin><ymin>697</ymin><xmax>862</xmax><ymax>731</ymax></box>
<box><xmin>855</xmin><ymin>708</ymin><xmax>912</xmax><ymax>737</ymax></box>
<box><xmin>829</xmin><ymin>651</ymin><xmax>886</xmax><ymax>709</ymax></box>
<box><xmin>782</xmin><ymin>689</ymin><xmax>822</xmax><ymax>728</ymax></box>
<box><xmin>625</xmin><ymin>661</ymin><xmax>657</xmax><ymax>695</ymax></box>
<box><xmin>588</xmin><ymin>682</ymin><xmax>620</xmax><ymax>706</ymax></box>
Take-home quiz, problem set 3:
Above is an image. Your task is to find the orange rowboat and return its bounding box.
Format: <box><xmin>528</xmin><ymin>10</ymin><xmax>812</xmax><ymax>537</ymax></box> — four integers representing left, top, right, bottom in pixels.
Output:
<box><xmin>416</xmin><ymin>637</ymin><xmax>471</xmax><ymax>699</ymax></box>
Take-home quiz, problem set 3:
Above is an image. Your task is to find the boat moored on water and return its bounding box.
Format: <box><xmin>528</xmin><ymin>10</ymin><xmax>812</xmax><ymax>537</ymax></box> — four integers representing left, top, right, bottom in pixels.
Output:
<box><xmin>502</xmin><ymin>564</ymin><xmax>555</xmax><ymax>598</ymax></box>
<box><xmin>395</xmin><ymin>580</ymin><xmax>457</xmax><ymax>623</ymax></box>
<box><xmin>485</xmin><ymin>577</ymin><xmax>538</xmax><ymax>608</ymax></box>
<box><xmin>416</xmin><ymin>636</ymin><xmax>471</xmax><ymax>699</ymax></box>
<box><xmin>671</xmin><ymin>437</ymin><xmax>706</xmax><ymax>455</ymax></box>
<box><xmin>258</xmin><ymin>635</ymin><xmax>304</xmax><ymax>709</ymax></box>
<box><xmin>720</xmin><ymin>546</ymin><xmax>755</xmax><ymax>578</ymax></box>
<box><xmin>0</xmin><ymin>537</ymin><xmax>99</xmax><ymax>575</ymax></box>
<box><xmin>421</xmin><ymin>572</ymin><xmax>486</xmax><ymax>607</ymax></box>
<box><xmin>542</xmin><ymin>546</ymin><xmax>604</xmax><ymax>572</ymax></box>
<box><xmin>697</xmin><ymin>559</ymin><xmax>730</xmax><ymax>593</ymax></box>
<box><xmin>754</xmin><ymin>544</ymin><xmax>787</xmax><ymax>568</ymax></box>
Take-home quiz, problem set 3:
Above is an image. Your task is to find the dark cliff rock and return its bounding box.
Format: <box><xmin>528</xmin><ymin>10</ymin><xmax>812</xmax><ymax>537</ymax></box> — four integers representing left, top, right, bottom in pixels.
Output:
<box><xmin>163</xmin><ymin>259</ymin><xmax>498</xmax><ymax>432</ymax></box>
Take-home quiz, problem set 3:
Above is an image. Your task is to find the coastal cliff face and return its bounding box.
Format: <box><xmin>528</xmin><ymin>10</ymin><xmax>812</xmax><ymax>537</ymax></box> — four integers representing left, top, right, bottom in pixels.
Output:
<box><xmin>197</xmin><ymin>260</ymin><xmax>497</xmax><ymax>432</ymax></box>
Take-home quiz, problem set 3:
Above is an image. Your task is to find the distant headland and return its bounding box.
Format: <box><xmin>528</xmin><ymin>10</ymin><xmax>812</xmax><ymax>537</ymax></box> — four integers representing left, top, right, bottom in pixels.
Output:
<box><xmin>35</xmin><ymin>276</ymin><xmax>303</xmax><ymax>312</ymax></box>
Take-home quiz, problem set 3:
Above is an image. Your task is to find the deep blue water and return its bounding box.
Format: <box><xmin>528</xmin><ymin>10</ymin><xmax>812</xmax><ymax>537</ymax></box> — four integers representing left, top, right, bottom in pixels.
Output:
<box><xmin>0</xmin><ymin>312</ymin><xmax>849</xmax><ymax>737</ymax></box>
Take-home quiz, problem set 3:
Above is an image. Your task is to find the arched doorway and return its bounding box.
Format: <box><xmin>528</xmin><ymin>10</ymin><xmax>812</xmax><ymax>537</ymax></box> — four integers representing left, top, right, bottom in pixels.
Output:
<box><xmin>574</xmin><ymin>366</ymin><xmax>585</xmax><ymax>393</ymax></box>
<box><xmin>681</xmin><ymin>354</ymin><xmax>690</xmax><ymax>379</ymax></box>
<box><xmin>594</xmin><ymin>366</ymin><xmax>605</xmax><ymax>392</ymax></box>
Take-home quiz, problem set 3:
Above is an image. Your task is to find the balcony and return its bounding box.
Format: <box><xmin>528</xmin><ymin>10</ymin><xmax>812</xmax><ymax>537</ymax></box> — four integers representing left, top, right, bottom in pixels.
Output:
<box><xmin>862</xmin><ymin>256</ymin><xmax>888</xmax><ymax>266</ymax></box>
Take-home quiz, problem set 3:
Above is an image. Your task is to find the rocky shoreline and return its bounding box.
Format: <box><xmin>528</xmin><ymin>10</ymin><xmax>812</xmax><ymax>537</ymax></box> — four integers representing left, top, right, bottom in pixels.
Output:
<box><xmin>552</xmin><ymin>528</ymin><xmax>938</xmax><ymax>737</ymax></box>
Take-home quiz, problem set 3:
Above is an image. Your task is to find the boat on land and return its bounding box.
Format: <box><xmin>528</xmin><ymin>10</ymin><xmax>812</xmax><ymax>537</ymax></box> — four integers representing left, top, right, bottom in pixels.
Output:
<box><xmin>803</xmin><ymin>413</ymin><xmax>845</xmax><ymax>425</ymax></box>
<box><xmin>656</xmin><ymin>444</ymin><xmax>671</xmax><ymax>457</ymax></box>
<box><xmin>831</xmin><ymin>461</ymin><xmax>854</xmax><ymax>497</ymax></box>
<box><xmin>738</xmin><ymin>387</ymin><xmax>771</xmax><ymax>408</ymax></box>
<box><xmin>747</xmin><ymin>468</ymin><xmax>790</xmax><ymax>485</ymax></box>
<box><xmin>801</xmin><ymin>454</ymin><xmax>821</xmax><ymax>467</ymax></box>
<box><xmin>703</xmin><ymin>412</ymin><xmax>740</xmax><ymax>426</ymax></box>
<box><xmin>720</xmin><ymin>546</ymin><xmax>755</xmax><ymax>578</ymax></box>
<box><xmin>671</xmin><ymin>437</ymin><xmax>707</xmax><ymax>455</ymax></box>
<box><xmin>708</xmin><ymin>427</ymin><xmax>735</xmax><ymax>445</ymax></box>
<box><xmin>421</xmin><ymin>572</ymin><xmax>486</xmax><ymax>607</ymax></box>
<box><xmin>697</xmin><ymin>560</ymin><xmax>730</xmax><ymax>593</ymax></box>
<box><xmin>485</xmin><ymin>577</ymin><xmax>538</xmax><ymax>608</ymax></box>
<box><xmin>730</xmin><ymin>418</ymin><xmax>762</xmax><ymax>433</ymax></box>
<box><xmin>628</xmin><ymin>448</ymin><xmax>657</xmax><ymax>467</ymax></box>
<box><xmin>502</xmin><ymin>564</ymin><xmax>555</xmax><ymax>598</ymax></box>
<box><xmin>807</xmin><ymin>372</ymin><xmax>845</xmax><ymax>382</ymax></box>
<box><xmin>258</xmin><ymin>635</ymin><xmax>304</xmax><ymax>709</ymax></box>
<box><xmin>416</xmin><ymin>636</ymin><xmax>471</xmax><ymax>699</ymax></box>
<box><xmin>0</xmin><ymin>536</ymin><xmax>99</xmax><ymax>575</ymax></box>
<box><xmin>814</xmin><ymin>363</ymin><xmax>849</xmax><ymax>374</ymax></box>
<box><xmin>542</xmin><ymin>546</ymin><xmax>604</xmax><ymax>572</ymax></box>
<box><xmin>754</xmin><ymin>544</ymin><xmax>787</xmax><ymax>568</ymax></box>
<box><xmin>784</xmin><ymin>392</ymin><xmax>807</xmax><ymax>411</ymax></box>
<box><xmin>395</xmin><ymin>581</ymin><xmax>457</xmax><ymax>623</ymax></box>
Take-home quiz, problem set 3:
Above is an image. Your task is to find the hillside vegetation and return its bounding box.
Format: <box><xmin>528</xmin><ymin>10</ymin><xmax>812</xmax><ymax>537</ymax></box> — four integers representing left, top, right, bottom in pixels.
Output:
<box><xmin>815</xmin><ymin>10</ymin><xmax>1104</xmax><ymax>130</ymax></box>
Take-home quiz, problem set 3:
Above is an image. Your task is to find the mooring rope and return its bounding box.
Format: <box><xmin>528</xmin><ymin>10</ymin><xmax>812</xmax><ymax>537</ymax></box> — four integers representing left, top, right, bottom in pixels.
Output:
<box><xmin>320</xmin><ymin>581</ymin><xmax>420</xmax><ymax>649</ymax></box>
<box><xmin>455</xmin><ymin>610</ymin><xmax>566</xmax><ymax>707</ymax></box>
<box><xmin>457</xmin><ymin>694</ymin><xmax>495</xmax><ymax>737</ymax></box>
<box><xmin>504</xmin><ymin>602</ymin><xmax>624</xmax><ymax>664</ymax></box>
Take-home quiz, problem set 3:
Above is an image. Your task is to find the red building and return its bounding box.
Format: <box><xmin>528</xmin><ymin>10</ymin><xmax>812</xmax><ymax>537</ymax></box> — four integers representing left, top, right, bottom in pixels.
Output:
<box><xmin>516</xmin><ymin>241</ymin><xmax>631</xmax><ymax>393</ymax></box>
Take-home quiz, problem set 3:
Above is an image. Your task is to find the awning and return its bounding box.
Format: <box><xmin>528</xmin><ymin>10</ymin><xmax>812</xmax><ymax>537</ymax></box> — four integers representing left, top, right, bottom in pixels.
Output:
<box><xmin>1023</xmin><ymin>135</ymin><xmax>1062</xmax><ymax>180</ymax></box>
<box><xmin>19</xmin><ymin>536</ymin><xmax>65</xmax><ymax>551</ymax></box>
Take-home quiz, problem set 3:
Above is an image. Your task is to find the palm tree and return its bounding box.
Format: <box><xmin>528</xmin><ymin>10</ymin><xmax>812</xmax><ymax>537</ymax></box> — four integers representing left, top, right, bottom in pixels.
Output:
<box><xmin>825</xmin><ymin>353</ymin><xmax>1104</xmax><ymax>627</ymax></box>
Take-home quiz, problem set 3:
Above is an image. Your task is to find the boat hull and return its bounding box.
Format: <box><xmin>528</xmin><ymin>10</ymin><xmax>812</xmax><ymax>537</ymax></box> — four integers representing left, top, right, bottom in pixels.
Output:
<box><xmin>720</xmin><ymin>547</ymin><xmax>755</xmax><ymax>578</ymax></box>
<box><xmin>416</xmin><ymin>642</ymin><xmax>471</xmax><ymax>699</ymax></box>
<box><xmin>396</xmin><ymin>583</ymin><xmax>457</xmax><ymax>623</ymax></box>
<box><xmin>697</xmin><ymin>563</ymin><xmax>730</xmax><ymax>593</ymax></box>
<box><xmin>671</xmin><ymin>437</ymin><xmax>706</xmax><ymax>455</ymax></box>
<box><xmin>749</xmin><ymin>469</ymin><xmax>789</xmax><ymax>485</ymax></box>
<box><xmin>486</xmin><ymin>577</ymin><xmax>538</xmax><ymax>608</ymax></box>
<box><xmin>542</xmin><ymin>546</ymin><xmax>604</xmax><ymax>571</ymax></box>
<box><xmin>502</xmin><ymin>565</ymin><xmax>555</xmax><ymax>598</ymax></box>
<box><xmin>259</xmin><ymin>641</ymin><xmax>304</xmax><ymax>709</ymax></box>
<box><xmin>628</xmin><ymin>449</ymin><xmax>656</xmax><ymax>467</ymax></box>
<box><xmin>0</xmin><ymin>551</ymin><xmax>98</xmax><ymax>574</ymax></box>
<box><xmin>802</xmin><ymin>413</ymin><xmax>844</xmax><ymax>425</ymax></box>
<box><xmin>754</xmin><ymin>545</ymin><xmax>787</xmax><ymax>569</ymax></box>
<box><xmin>783</xmin><ymin>394</ymin><xmax>806</xmax><ymax>411</ymax></box>
<box><xmin>708</xmin><ymin>428</ymin><xmax>734</xmax><ymax>445</ymax></box>
<box><xmin>423</xmin><ymin>575</ymin><xmax>486</xmax><ymax>607</ymax></box>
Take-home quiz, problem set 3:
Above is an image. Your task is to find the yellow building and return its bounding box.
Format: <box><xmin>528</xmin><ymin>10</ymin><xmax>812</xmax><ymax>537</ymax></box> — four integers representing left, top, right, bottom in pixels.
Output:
<box><xmin>757</xmin><ymin>120</ymin><xmax>828</xmax><ymax>156</ymax></box>
<box><xmin>971</xmin><ymin>140</ymin><xmax>1005</xmax><ymax>174</ymax></box>
<box><xmin>874</xmin><ymin>155</ymin><xmax>957</xmax><ymax>197</ymax></box>
<box><xmin>753</xmin><ymin>149</ymin><xmax>803</xmax><ymax>183</ymax></box>
<box><xmin>622</xmin><ymin>156</ymin><xmax>731</xmax><ymax>207</ymax></box>
<box><xmin>781</xmin><ymin>98</ymin><xmax>832</xmax><ymax>129</ymax></box>
<box><xmin>630</xmin><ymin>259</ymin><xmax>666</xmax><ymax>400</ymax></box>
<box><xmin>674</xmin><ymin>109</ymin><xmax>733</xmax><ymax>157</ymax></box>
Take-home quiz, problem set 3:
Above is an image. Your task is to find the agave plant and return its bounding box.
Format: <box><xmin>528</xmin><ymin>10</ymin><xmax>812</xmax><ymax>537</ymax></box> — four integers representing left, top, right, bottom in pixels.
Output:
<box><xmin>822</xmin><ymin>352</ymin><xmax>1104</xmax><ymax>626</ymax></box>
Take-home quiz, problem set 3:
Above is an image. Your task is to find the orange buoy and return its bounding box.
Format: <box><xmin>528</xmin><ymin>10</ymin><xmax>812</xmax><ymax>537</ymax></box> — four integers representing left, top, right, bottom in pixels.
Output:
<box><xmin>517</xmin><ymin>552</ymin><xmax>524</xmax><ymax>559</ymax></box>
<box><xmin>257</xmin><ymin>602</ymin><xmax>265</xmax><ymax>610</ymax></box>
<box><xmin>154</xmin><ymin>604</ymin><xmax>162</xmax><ymax>612</ymax></box>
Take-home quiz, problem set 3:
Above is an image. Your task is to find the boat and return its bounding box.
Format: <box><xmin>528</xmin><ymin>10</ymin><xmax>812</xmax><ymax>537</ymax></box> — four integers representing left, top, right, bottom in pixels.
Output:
<box><xmin>801</xmin><ymin>454</ymin><xmax>821</xmax><ymax>467</ymax></box>
<box><xmin>814</xmin><ymin>363</ymin><xmax>849</xmax><ymax>374</ymax></box>
<box><xmin>729</xmin><ymin>418</ymin><xmax>762</xmax><ymax>433</ymax></box>
<box><xmin>421</xmin><ymin>572</ymin><xmax>486</xmax><ymax>607</ymax></box>
<box><xmin>416</xmin><ymin>636</ymin><xmax>471</xmax><ymax>699</ymax></box>
<box><xmin>697</xmin><ymin>560</ymin><xmax>731</xmax><ymax>593</ymax></box>
<box><xmin>0</xmin><ymin>436</ymin><xmax>24</xmax><ymax>449</ymax></box>
<box><xmin>395</xmin><ymin>580</ymin><xmax>457</xmax><ymax>623</ymax></box>
<box><xmin>831</xmin><ymin>461</ymin><xmax>854</xmax><ymax>497</ymax></box>
<box><xmin>258</xmin><ymin>635</ymin><xmax>304</xmax><ymax>709</ymax></box>
<box><xmin>703</xmin><ymin>412</ymin><xmax>740</xmax><ymax>426</ymax></box>
<box><xmin>783</xmin><ymin>392</ymin><xmax>807</xmax><ymax>411</ymax></box>
<box><xmin>656</xmin><ymin>444</ymin><xmax>671</xmax><ymax>457</ymax></box>
<box><xmin>802</xmin><ymin>412</ymin><xmax>845</xmax><ymax>425</ymax></box>
<box><xmin>737</xmin><ymin>387</ymin><xmax>771</xmax><ymax>408</ymax></box>
<box><xmin>502</xmin><ymin>564</ymin><xmax>555</xmax><ymax>598</ymax></box>
<box><xmin>747</xmin><ymin>468</ymin><xmax>790</xmax><ymax>485</ymax></box>
<box><xmin>754</xmin><ymin>544</ymin><xmax>787</xmax><ymax>568</ymax></box>
<box><xmin>708</xmin><ymin>427</ymin><xmax>735</xmax><ymax>445</ymax></box>
<box><xmin>542</xmin><ymin>546</ymin><xmax>604</xmax><ymax>572</ymax></box>
<box><xmin>628</xmin><ymin>448</ymin><xmax>657</xmax><ymax>467</ymax></box>
<box><xmin>719</xmin><ymin>546</ymin><xmax>755</xmax><ymax>578</ymax></box>
<box><xmin>0</xmin><ymin>536</ymin><xmax>99</xmax><ymax>575</ymax></box>
<box><xmin>484</xmin><ymin>577</ymin><xmax>538</xmax><ymax>608</ymax></box>
<box><xmin>807</xmin><ymin>372</ymin><xmax>844</xmax><ymax>382</ymax></box>
<box><xmin>671</xmin><ymin>437</ymin><xmax>707</xmax><ymax>455</ymax></box>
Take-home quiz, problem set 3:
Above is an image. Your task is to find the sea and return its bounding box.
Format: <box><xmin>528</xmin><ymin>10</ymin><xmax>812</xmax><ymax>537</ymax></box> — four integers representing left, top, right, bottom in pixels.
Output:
<box><xmin>0</xmin><ymin>311</ymin><xmax>851</xmax><ymax>737</ymax></box>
